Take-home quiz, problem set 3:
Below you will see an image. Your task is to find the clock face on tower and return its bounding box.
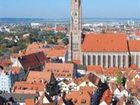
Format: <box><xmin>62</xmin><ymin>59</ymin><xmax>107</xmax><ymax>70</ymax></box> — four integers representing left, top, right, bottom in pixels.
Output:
<box><xmin>74</xmin><ymin>19</ymin><xmax>79</xmax><ymax>24</ymax></box>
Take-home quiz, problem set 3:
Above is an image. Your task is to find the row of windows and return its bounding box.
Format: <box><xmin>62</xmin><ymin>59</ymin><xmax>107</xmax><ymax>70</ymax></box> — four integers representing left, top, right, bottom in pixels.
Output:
<box><xmin>82</xmin><ymin>55</ymin><xmax>131</xmax><ymax>67</ymax></box>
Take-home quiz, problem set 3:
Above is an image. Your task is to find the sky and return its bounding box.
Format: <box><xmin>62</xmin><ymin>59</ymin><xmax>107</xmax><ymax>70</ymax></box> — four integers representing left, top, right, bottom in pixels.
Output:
<box><xmin>0</xmin><ymin>0</ymin><xmax>140</xmax><ymax>19</ymax></box>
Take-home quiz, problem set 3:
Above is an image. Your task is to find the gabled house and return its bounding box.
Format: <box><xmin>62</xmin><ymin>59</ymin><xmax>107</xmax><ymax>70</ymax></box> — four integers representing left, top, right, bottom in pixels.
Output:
<box><xmin>44</xmin><ymin>63</ymin><xmax>76</xmax><ymax>80</ymax></box>
<box><xmin>26</xmin><ymin>71</ymin><xmax>55</xmax><ymax>84</ymax></box>
<box><xmin>75</xmin><ymin>73</ymin><xmax>101</xmax><ymax>90</ymax></box>
<box><xmin>12</xmin><ymin>81</ymin><xmax>45</xmax><ymax>95</ymax></box>
<box><xmin>18</xmin><ymin>52</ymin><xmax>47</xmax><ymax>71</ymax></box>
<box><xmin>57</xmin><ymin>87</ymin><xmax>93</xmax><ymax>105</ymax></box>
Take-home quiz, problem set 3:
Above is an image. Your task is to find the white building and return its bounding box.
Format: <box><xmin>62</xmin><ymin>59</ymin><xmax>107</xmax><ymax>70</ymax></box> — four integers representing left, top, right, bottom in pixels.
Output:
<box><xmin>0</xmin><ymin>71</ymin><xmax>13</xmax><ymax>93</ymax></box>
<box><xmin>31</xmin><ymin>23</ymin><xmax>41</xmax><ymax>28</ymax></box>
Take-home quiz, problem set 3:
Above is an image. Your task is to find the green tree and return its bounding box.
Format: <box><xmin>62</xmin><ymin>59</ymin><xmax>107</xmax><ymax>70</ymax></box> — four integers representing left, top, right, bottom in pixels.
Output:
<box><xmin>63</xmin><ymin>37</ymin><xmax>69</xmax><ymax>45</ymax></box>
<box><xmin>116</xmin><ymin>71</ymin><xmax>126</xmax><ymax>86</ymax></box>
<box><xmin>46</xmin><ymin>76</ymin><xmax>60</xmax><ymax>96</ymax></box>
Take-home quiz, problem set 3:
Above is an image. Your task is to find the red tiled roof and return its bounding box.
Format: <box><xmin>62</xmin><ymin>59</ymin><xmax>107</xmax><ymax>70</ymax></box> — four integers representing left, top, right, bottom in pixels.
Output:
<box><xmin>130</xmin><ymin>64</ymin><xmax>138</xmax><ymax>70</ymax></box>
<box><xmin>55</xmin><ymin>26</ymin><xmax>66</xmax><ymax>32</ymax></box>
<box><xmin>87</xmin><ymin>65</ymin><xmax>103</xmax><ymax>74</ymax></box>
<box><xmin>25</xmin><ymin>99</ymin><xmax>35</xmax><ymax>105</ymax></box>
<box><xmin>72</xmin><ymin>60</ymin><xmax>81</xmax><ymax>65</ymax></box>
<box><xmin>12</xmin><ymin>82</ymin><xmax>45</xmax><ymax>94</ymax></box>
<box><xmin>101</xmin><ymin>89</ymin><xmax>112</xmax><ymax>105</ymax></box>
<box><xmin>74</xmin><ymin>73</ymin><xmax>101</xmax><ymax>86</ymax></box>
<box><xmin>26</xmin><ymin>42</ymin><xmax>47</xmax><ymax>51</ymax></box>
<box><xmin>47</xmin><ymin>49</ymin><xmax>66</xmax><ymax>57</ymax></box>
<box><xmin>80</xmin><ymin>86</ymin><xmax>97</xmax><ymax>95</ymax></box>
<box><xmin>44</xmin><ymin>63</ymin><xmax>74</xmax><ymax>78</ymax></box>
<box><xmin>0</xmin><ymin>59</ymin><xmax>12</xmax><ymax>67</ymax></box>
<box><xmin>81</xmin><ymin>33</ymin><xmax>128</xmax><ymax>52</ymax></box>
<box><xmin>27</xmin><ymin>71</ymin><xmax>53</xmax><ymax>83</ymax></box>
<box><xmin>103</xmin><ymin>67</ymin><xmax>120</xmax><ymax>77</ymax></box>
<box><xmin>58</xmin><ymin>90</ymin><xmax>91</xmax><ymax>105</ymax></box>
<box><xmin>18</xmin><ymin>52</ymin><xmax>47</xmax><ymax>70</ymax></box>
<box><xmin>135</xmin><ymin>30</ymin><xmax>140</xmax><ymax>36</ymax></box>
<box><xmin>128</xmin><ymin>40</ymin><xmax>140</xmax><ymax>51</ymax></box>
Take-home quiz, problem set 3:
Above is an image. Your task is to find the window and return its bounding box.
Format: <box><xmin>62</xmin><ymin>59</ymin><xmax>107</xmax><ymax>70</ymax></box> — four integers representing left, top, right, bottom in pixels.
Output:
<box><xmin>123</xmin><ymin>56</ymin><xmax>126</xmax><ymax>67</ymax></box>
<box><xmin>93</xmin><ymin>55</ymin><xmax>96</xmax><ymax>65</ymax></box>
<box><xmin>88</xmin><ymin>55</ymin><xmax>91</xmax><ymax>65</ymax></box>
<box><xmin>113</xmin><ymin>56</ymin><xmax>116</xmax><ymax>67</ymax></box>
<box><xmin>118</xmin><ymin>56</ymin><xmax>121</xmax><ymax>67</ymax></box>
<box><xmin>103</xmin><ymin>56</ymin><xmax>106</xmax><ymax>67</ymax></box>
<box><xmin>98</xmin><ymin>56</ymin><xmax>101</xmax><ymax>65</ymax></box>
<box><xmin>72</xmin><ymin>43</ymin><xmax>79</xmax><ymax>51</ymax></box>
<box><xmin>74</xmin><ymin>12</ymin><xmax>78</xmax><ymax>17</ymax></box>
<box><xmin>83</xmin><ymin>55</ymin><xmax>86</xmax><ymax>65</ymax></box>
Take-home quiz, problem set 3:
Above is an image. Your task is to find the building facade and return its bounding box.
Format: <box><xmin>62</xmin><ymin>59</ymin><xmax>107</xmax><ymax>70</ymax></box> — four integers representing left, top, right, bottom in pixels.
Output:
<box><xmin>0</xmin><ymin>71</ymin><xmax>13</xmax><ymax>93</ymax></box>
<box><xmin>80</xmin><ymin>34</ymin><xmax>140</xmax><ymax>67</ymax></box>
<box><xmin>68</xmin><ymin>0</ymin><xmax>140</xmax><ymax>68</ymax></box>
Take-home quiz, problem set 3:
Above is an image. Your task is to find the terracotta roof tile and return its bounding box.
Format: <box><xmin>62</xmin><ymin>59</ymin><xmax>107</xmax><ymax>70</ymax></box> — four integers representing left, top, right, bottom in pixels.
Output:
<box><xmin>128</xmin><ymin>40</ymin><xmax>140</xmax><ymax>51</ymax></box>
<box><xmin>18</xmin><ymin>52</ymin><xmax>47</xmax><ymax>70</ymax></box>
<box><xmin>74</xmin><ymin>73</ymin><xmax>101</xmax><ymax>86</ymax></box>
<box><xmin>87</xmin><ymin>65</ymin><xmax>103</xmax><ymax>74</ymax></box>
<box><xmin>27</xmin><ymin>71</ymin><xmax>53</xmax><ymax>84</ymax></box>
<box><xmin>80</xmin><ymin>86</ymin><xmax>97</xmax><ymax>95</ymax></box>
<box><xmin>135</xmin><ymin>30</ymin><xmax>140</xmax><ymax>36</ymax></box>
<box><xmin>103</xmin><ymin>67</ymin><xmax>120</xmax><ymax>77</ymax></box>
<box><xmin>12</xmin><ymin>82</ymin><xmax>45</xmax><ymax>94</ymax></box>
<box><xmin>47</xmin><ymin>49</ymin><xmax>66</xmax><ymax>57</ymax></box>
<box><xmin>72</xmin><ymin>60</ymin><xmax>81</xmax><ymax>65</ymax></box>
<box><xmin>25</xmin><ymin>99</ymin><xmax>35</xmax><ymax>105</ymax></box>
<box><xmin>58</xmin><ymin>89</ymin><xmax>91</xmax><ymax>105</ymax></box>
<box><xmin>81</xmin><ymin>33</ymin><xmax>128</xmax><ymax>52</ymax></box>
<box><xmin>44</xmin><ymin>63</ymin><xmax>74</xmax><ymax>78</ymax></box>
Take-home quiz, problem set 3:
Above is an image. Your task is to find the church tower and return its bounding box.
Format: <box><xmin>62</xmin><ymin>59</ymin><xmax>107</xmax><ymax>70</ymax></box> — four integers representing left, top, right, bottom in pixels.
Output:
<box><xmin>68</xmin><ymin>0</ymin><xmax>82</xmax><ymax>61</ymax></box>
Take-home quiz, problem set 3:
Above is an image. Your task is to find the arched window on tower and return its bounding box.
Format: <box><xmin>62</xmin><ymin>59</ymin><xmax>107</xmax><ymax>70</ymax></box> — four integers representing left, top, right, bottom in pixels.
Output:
<box><xmin>75</xmin><ymin>12</ymin><xmax>78</xmax><ymax>17</ymax></box>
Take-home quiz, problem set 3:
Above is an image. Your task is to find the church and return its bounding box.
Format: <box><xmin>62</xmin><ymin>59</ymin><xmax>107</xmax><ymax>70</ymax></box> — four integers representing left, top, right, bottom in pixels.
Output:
<box><xmin>68</xmin><ymin>0</ymin><xmax>140</xmax><ymax>68</ymax></box>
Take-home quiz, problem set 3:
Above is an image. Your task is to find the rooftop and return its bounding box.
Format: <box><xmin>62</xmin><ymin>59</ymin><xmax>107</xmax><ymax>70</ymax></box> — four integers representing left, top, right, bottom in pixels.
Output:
<box><xmin>26</xmin><ymin>71</ymin><xmax>53</xmax><ymax>83</ymax></box>
<box><xmin>81</xmin><ymin>33</ymin><xmax>128</xmax><ymax>52</ymax></box>
<box><xmin>44</xmin><ymin>63</ymin><xmax>74</xmax><ymax>78</ymax></box>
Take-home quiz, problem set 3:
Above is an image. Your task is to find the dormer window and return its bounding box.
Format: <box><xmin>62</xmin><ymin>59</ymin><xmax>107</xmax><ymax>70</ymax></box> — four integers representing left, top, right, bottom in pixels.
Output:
<box><xmin>81</xmin><ymin>99</ymin><xmax>86</xmax><ymax>104</ymax></box>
